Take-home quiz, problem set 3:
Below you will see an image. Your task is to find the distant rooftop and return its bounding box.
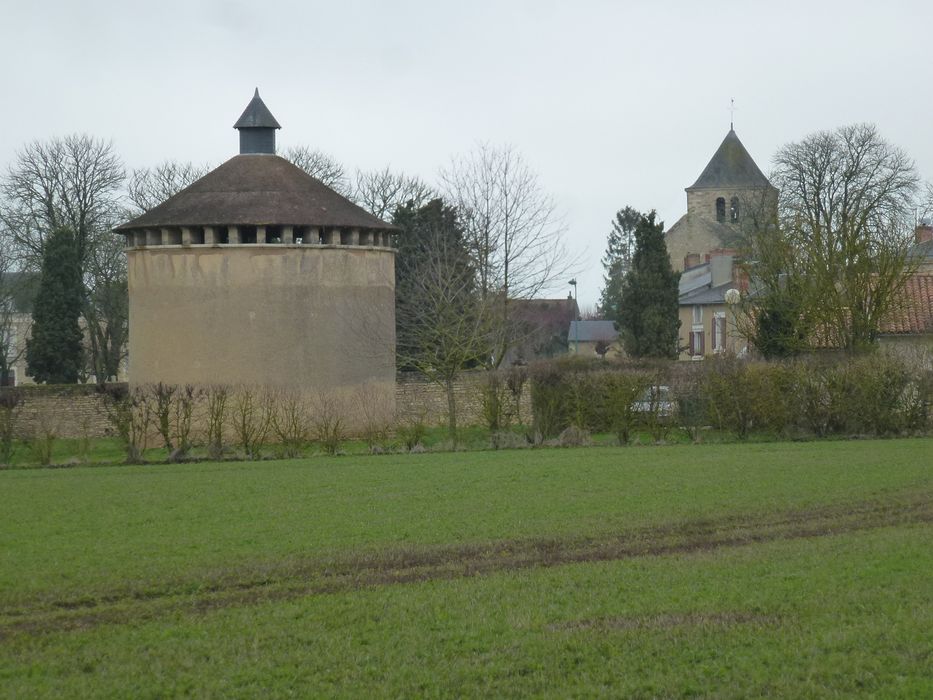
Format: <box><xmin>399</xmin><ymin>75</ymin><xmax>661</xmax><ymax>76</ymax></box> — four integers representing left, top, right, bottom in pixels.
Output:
<box><xmin>880</xmin><ymin>274</ymin><xmax>933</xmax><ymax>335</ymax></box>
<box><xmin>568</xmin><ymin>320</ymin><xmax>618</xmax><ymax>342</ymax></box>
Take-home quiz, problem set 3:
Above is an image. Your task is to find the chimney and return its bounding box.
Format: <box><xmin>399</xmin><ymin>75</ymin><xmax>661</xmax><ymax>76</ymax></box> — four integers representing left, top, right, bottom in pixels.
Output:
<box><xmin>916</xmin><ymin>225</ymin><xmax>933</xmax><ymax>244</ymax></box>
<box><xmin>709</xmin><ymin>251</ymin><xmax>734</xmax><ymax>287</ymax></box>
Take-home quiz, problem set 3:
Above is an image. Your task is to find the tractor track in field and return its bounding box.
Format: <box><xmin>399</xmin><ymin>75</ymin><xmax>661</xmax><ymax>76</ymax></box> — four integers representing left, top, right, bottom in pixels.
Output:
<box><xmin>1</xmin><ymin>492</ymin><xmax>930</xmax><ymax>639</ymax></box>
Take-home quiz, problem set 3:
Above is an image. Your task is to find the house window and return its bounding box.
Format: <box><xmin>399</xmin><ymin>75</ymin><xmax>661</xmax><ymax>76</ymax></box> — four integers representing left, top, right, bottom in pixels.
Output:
<box><xmin>689</xmin><ymin>331</ymin><xmax>705</xmax><ymax>357</ymax></box>
<box><xmin>716</xmin><ymin>197</ymin><xmax>726</xmax><ymax>222</ymax></box>
<box><xmin>690</xmin><ymin>305</ymin><xmax>705</xmax><ymax>358</ymax></box>
<box><xmin>712</xmin><ymin>312</ymin><xmax>726</xmax><ymax>352</ymax></box>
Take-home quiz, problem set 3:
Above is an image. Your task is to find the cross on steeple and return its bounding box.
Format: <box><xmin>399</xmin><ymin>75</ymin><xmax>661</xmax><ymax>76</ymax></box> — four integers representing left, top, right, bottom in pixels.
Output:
<box><xmin>729</xmin><ymin>98</ymin><xmax>736</xmax><ymax>131</ymax></box>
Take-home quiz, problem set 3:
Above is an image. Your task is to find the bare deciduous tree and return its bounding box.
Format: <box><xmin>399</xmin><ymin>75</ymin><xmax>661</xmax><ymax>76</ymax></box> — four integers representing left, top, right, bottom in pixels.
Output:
<box><xmin>396</xmin><ymin>228</ymin><xmax>492</xmax><ymax>441</ymax></box>
<box><xmin>1</xmin><ymin>134</ymin><xmax>125</xmax><ymax>269</ymax></box>
<box><xmin>747</xmin><ymin>123</ymin><xmax>920</xmax><ymax>354</ymax></box>
<box><xmin>127</xmin><ymin>160</ymin><xmax>210</xmax><ymax>213</ymax></box>
<box><xmin>919</xmin><ymin>182</ymin><xmax>933</xmax><ymax>223</ymax></box>
<box><xmin>440</xmin><ymin>144</ymin><xmax>573</xmax><ymax>365</ymax></box>
<box><xmin>84</xmin><ymin>233</ymin><xmax>127</xmax><ymax>383</ymax></box>
<box><xmin>281</xmin><ymin>146</ymin><xmax>349</xmax><ymax>195</ymax></box>
<box><xmin>1</xmin><ymin>134</ymin><xmax>127</xmax><ymax>381</ymax></box>
<box><xmin>352</xmin><ymin>167</ymin><xmax>434</xmax><ymax>220</ymax></box>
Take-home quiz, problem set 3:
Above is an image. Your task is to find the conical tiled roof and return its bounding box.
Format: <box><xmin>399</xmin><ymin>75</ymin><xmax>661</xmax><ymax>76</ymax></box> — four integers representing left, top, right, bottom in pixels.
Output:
<box><xmin>115</xmin><ymin>155</ymin><xmax>393</xmax><ymax>231</ymax></box>
<box><xmin>233</xmin><ymin>88</ymin><xmax>281</xmax><ymax>129</ymax></box>
<box><xmin>688</xmin><ymin>129</ymin><xmax>772</xmax><ymax>190</ymax></box>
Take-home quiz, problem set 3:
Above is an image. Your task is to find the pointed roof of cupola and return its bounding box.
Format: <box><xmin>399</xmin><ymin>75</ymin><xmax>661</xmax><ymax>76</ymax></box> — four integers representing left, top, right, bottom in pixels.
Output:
<box><xmin>688</xmin><ymin>129</ymin><xmax>772</xmax><ymax>190</ymax></box>
<box><xmin>233</xmin><ymin>88</ymin><xmax>281</xmax><ymax>129</ymax></box>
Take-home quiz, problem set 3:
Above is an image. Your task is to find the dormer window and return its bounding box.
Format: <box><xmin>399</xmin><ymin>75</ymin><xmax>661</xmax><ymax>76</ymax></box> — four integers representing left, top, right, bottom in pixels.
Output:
<box><xmin>715</xmin><ymin>197</ymin><xmax>726</xmax><ymax>223</ymax></box>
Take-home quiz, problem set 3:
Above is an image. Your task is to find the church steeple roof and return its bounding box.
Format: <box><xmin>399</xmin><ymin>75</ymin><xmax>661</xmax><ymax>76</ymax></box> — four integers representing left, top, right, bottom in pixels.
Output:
<box><xmin>233</xmin><ymin>88</ymin><xmax>281</xmax><ymax>129</ymax></box>
<box><xmin>688</xmin><ymin>129</ymin><xmax>772</xmax><ymax>190</ymax></box>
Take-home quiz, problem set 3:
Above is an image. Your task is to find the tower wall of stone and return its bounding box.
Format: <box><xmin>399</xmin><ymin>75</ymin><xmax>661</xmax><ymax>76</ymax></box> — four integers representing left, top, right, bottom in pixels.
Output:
<box><xmin>665</xmin><ymin>217</ymin><xmax>728</xmax><ymax>273</ymax></box>
<box><xmin>127</xmin><ymin>245</ymin><xmax>396</xmax><ymax>421</ymax></box>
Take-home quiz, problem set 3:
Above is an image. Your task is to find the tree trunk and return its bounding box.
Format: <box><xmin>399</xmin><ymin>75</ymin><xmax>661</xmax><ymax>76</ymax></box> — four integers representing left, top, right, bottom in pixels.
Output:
<box><xmin>445</xmin><ymin>377</ymin><xmax>458</xmax><ymax>445</ymax></box>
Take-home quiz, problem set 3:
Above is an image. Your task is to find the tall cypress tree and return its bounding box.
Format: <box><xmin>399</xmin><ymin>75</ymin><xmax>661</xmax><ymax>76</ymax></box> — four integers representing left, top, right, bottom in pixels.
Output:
<box><xmin>597</xmin><ymin>206</ymin><xmax>640</xmax><ymax>318</ymax></box>
<box><xmin>26</xmin><ymin>227</ymin><xmax>84</xmax><ymax>383</ymax></box>
<box><xmin>616</xmin><ymin>211</ymin><xmax>681</xmax><ymax>359</ymax></box>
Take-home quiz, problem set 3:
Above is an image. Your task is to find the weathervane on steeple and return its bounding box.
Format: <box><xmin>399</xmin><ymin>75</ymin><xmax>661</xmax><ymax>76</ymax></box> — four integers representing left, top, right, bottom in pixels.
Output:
<box><xmin>730</xmin><ymin>98</ymin><xmax>736</xmax><ymax>131</ymax></box>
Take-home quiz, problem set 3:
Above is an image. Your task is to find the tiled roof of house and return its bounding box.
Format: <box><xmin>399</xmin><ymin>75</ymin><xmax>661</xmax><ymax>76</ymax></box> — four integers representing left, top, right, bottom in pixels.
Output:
<box><xmin>880</xmin><ymin>274</ymin><xmax>933</xmax><ymax>335</ymax></box>
<box><xmin>504</xmin><ymin>298</ymin><xmax>579</xmax><ymax>362</ymax></box>
<box><xmin>679</xmin><ymin>281</ymin><xmax>736</xmax><ymax>306</ymax></box>
<box><xmin>568</xmin><ymin>320</ymin><xmax>618</xmax><ymax>342</ymax></box>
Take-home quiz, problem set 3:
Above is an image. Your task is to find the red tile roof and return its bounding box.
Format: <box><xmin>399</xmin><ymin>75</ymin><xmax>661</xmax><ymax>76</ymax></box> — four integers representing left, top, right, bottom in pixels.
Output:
<box><xmin>881</xmin><ymin>274</ymin><xmax>933</xmax><ymax>335</ymax></box>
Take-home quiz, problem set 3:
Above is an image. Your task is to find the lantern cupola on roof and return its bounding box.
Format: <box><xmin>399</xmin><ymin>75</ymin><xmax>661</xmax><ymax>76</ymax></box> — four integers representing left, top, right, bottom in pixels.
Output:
<box><xmin>234</xmin><ymin>88</ymin><xmax>281</xmax><ymax>154</ymax></box>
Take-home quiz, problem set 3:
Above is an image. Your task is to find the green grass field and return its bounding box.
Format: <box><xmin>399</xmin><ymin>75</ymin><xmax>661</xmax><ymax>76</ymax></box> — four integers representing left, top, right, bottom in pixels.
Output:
<box><xmin>1</xmin><ymin>439</ymin><xmax>931</xmax><ymax>697</ymax></box>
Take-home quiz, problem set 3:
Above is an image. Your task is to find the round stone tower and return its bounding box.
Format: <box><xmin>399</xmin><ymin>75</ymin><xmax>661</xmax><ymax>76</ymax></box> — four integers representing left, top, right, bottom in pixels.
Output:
<box><xmin>114</xmin><ymin>90</ymin><xmax>397</xmax><ymax>415</ymax></box>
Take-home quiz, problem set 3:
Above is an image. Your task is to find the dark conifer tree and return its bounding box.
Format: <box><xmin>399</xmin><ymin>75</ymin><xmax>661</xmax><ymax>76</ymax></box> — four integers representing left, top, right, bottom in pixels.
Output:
<box><xmin>25</xmin><ymin>227</ymin><xmax>84</xmax><ymax>383</ymax></box>
<box><xmin>616</xmin><ymin>211</ymin><xmax>681</xmax><ymax>359</ymax></box>
<box><xmin>598</xmin><ymin>206</ymin><xmax>640</xmax><ymax>318</ymax></box>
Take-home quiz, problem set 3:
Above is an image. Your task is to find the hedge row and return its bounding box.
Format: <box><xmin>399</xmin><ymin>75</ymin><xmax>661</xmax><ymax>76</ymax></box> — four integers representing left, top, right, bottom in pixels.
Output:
<box><xmin>518</xmin><ymin>352</ymin><xmax>933</xmax><ymax>443</ymax></box>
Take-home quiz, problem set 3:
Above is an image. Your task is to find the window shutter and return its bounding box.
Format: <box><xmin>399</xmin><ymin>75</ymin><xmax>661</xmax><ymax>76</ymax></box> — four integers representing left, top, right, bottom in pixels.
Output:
<box><xmin>711</xmin><ymin>317</ymin><xmax>718</xmax><ymax>351</ymax></box>
<box><xmin>689</xmin><ymin>331</ymin><xmax>696</xmax><ymax>355</ymax></box>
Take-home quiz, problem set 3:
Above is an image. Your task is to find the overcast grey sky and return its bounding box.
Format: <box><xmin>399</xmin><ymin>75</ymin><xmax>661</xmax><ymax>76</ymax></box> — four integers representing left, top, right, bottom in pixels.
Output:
<box><xmin>1</xmin><ymin>0</ymin><xmax>931</xmax><ymax>307</ymax></box>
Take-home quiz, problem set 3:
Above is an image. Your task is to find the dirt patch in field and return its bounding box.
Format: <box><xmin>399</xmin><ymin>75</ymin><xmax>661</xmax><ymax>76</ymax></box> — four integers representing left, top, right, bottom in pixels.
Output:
<box><xmin>549</xmin><ymin>611</ymin><xmax>781</xmax><ymax>632</ymax></box>
<box><xmin>1</xmin><ymin>492</ymin><xmax>930</xmax><ymax>639</ymax></box>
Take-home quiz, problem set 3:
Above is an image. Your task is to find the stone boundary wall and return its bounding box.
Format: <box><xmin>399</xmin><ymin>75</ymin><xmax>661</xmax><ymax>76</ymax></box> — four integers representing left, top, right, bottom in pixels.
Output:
<box><xmin>0</xmin><ymin>363</ymin><xmax>714</xmax><ymax>441</ymax></box>
<box><xmin>0</xmin><ymin>373</ymin><xmax>532</xmax><ymax>441</ymax></box>
<box><xmin>395</xmin><ymin>371</ymin><xmax>533</xmax><ymax>428</ymax></box>
<box><xmin>1</xmin><ymin>384</ymin><xmax>121</xmax><ymax>440</ymax></box>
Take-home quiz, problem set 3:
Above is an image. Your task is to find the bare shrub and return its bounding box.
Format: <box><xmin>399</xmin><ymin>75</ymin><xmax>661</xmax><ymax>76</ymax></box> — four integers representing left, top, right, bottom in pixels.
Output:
<box><xmin>603</xmin><ymin>371</ymin><xmax>649</xmax><ymax>445</ymax></box>
<box><xmin>270</xmin><ymin>389</ymin><xmax>312</xmax><ymax>458</ymax></box>
<box><xmin>898</xmin><ymin>349</ymin><xmax>933</xmax><ymax>434</ymax></box>
<box><xmin>26</xmin><ymin>410</ymin><xmax>59</xmax><ymax>466</ymax></box>
<box><xmin>528</xmin><ymin>362</ymin><xmax>566</xmax><ymax>439</ymax></box>
<box><xmin>506</xmin><ymin>365</ymin><xmax>528</xmax><ymax>426</ymax></box>
<box><xmin>671</xmin><ymin>365</ymin><xmax>708</xmax><ymax>444</ymax></box>
<box><xmin>170</xmin><ymin>384</ymin><xmax>200</xmax><ymax>460</ymax></box>
<box><xmin>490</xmin><ymin>430</ymin><xmax>529</xmax><ymax>450</ymax></box>
<box><xmin>353</xmin><ymin>383</ymin><xmax>393</xmax><ymax>452</ymax></box>
<box><xmin>147</xmin><ymin>383</ymin><xmax>177</xmax><ymax>451</ymax></box>
<box><xmin>558</xmin><ymin>425</ymin><xmax>590</xmax><ymax>447</ymax></box>
<box><xmin>106</xmin><ymin>387</ymin><xmax>150</xmax><ymax>463</ymax></box>
<box><xmin>312</xmin><ymin>391</ymin><xmax>345</xmax><ymax>455</ymax></box>
<box><xmin>479</xmin><ymin>371</ymin><xmax>515</xmax><ymax>442</ymax></box>
<box><xmin>844</xmin><ymin>352</ymin><xmax>922</xmax><ymax>436</ymax></box>
<box><xmin>0</xmin><ymin>389</ymin><xmax>23</xmax><ymax>465</ymax></box>
<box><xmin>231</xmin><ymin>386</ymin><xmax>273</xmax><ymax>459</ymax></box>
<box><xmin>205</xmin><ymin>384</ymin><xmax>230</xmax><ymax>460</ymax></box>
<box><xmin>75</xmin><ymin>415</ymin><xmax>93</xmax><ymax>462</ymax></box>
<box><xmin>396</xmin><ymin>411</ymin><xmax>427</xmax><ymax>452</ymax></box>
